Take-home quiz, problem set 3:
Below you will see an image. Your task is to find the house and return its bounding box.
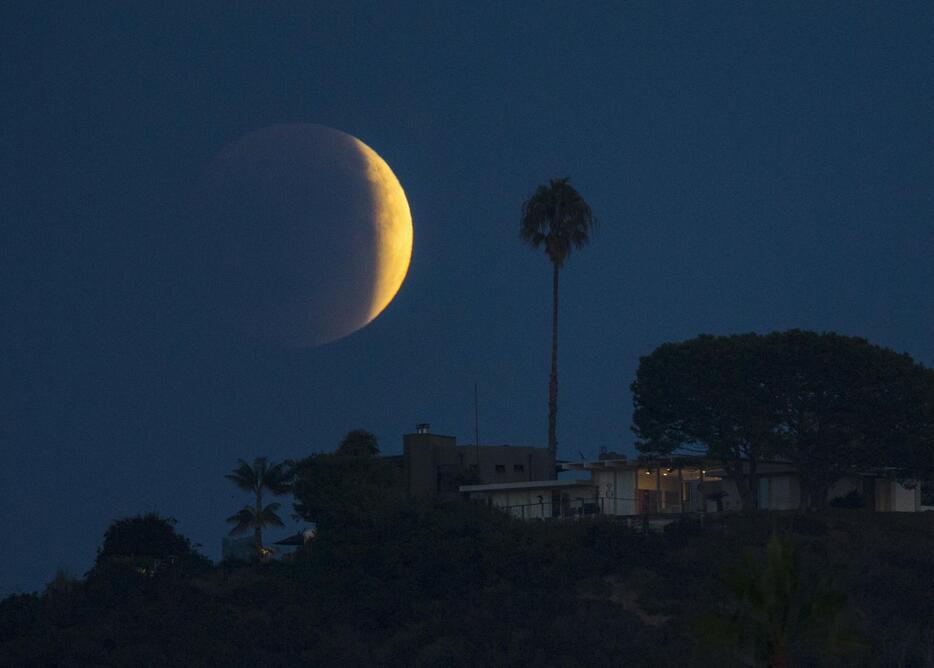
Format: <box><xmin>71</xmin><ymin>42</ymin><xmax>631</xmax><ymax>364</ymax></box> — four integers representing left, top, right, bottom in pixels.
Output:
<box><xmin>403</xmin><ymin>423</ymin><xmax>554</xmax><ymax>496</ymax></box>
<box><xmin>458</xmin><ymin>479</ymin><xmax>598</xmax><ymax>519</ymax></box>
<box><xmin>459</xmin><ymin>453</ymin><xmax>921</xmax><ymax>517</ymax></box>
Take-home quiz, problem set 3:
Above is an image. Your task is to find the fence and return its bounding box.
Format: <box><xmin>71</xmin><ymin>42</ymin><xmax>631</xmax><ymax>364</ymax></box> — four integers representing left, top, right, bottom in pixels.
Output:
<box><xmin>497</xmin><ymin>495</ymin><xmax>699</xmax><ymax>520</ymax></box>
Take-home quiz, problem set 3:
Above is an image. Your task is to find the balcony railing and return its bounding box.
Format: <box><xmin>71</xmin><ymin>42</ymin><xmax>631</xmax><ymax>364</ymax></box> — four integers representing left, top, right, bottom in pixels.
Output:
<box><xmin>496</xmin><ymin>496</ymin><xmax>697</xmax><ymax>520</ymax></box>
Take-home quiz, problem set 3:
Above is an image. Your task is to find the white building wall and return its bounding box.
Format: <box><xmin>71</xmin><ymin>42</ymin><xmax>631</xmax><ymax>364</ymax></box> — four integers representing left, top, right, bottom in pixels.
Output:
<box><xmin>594</xmin><ymin>470</ymin><xmax>615</xmax><ymax>515</ymax></box>
<box><xmin>893</xmin><ymin>481</ymin><xmax>920</xmax><ymax>512</ymax></box>
<box><xmin>616</xmin><ymin>470</ymin><xmax>636</xmax><ymax>515</ymax></box>
<box><xmin>769</xmin><ymin>475</ymin><xmax>800</xmax><ymax>510</ymax></box>
<box><xmin>873</xmin><ymin>479</ymin><xmax>920</xmax><ymax>512</ymax></box>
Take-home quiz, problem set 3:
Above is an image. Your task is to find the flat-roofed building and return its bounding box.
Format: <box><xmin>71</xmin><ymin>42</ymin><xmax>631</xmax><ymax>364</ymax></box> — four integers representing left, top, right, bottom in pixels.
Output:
<box><xmin>403</xmin><ymin>423</ymin><xmax>554</xmax><ymax>496</ymax></box>
<box><xmin>460</xmin><ymin>453</ymin><xmax>922</xmax><ymax>517</ymax></box>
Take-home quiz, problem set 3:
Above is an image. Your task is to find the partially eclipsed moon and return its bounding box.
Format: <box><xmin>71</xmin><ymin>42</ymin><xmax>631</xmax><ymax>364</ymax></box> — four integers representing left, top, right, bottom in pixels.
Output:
<box><xmin>198</xmin><ymin>124</ymin><xmax>413</xmax><ymax>347</ymax></box>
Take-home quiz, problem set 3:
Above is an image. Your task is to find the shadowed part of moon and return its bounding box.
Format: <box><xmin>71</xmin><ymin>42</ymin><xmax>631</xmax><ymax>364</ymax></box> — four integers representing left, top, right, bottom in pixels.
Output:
<box><xmin>196</xmin><ymin>124</ymin><xmax>412</xmax><ymax>347</ymax></box>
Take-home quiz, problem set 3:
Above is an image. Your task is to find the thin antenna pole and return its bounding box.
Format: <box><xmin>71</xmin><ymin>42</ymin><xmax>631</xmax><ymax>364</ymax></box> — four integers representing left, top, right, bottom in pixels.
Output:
<box><xmin>474</xmin><ymin>383</ymin><xmax>481</xmax><ymax>471</ymax></box>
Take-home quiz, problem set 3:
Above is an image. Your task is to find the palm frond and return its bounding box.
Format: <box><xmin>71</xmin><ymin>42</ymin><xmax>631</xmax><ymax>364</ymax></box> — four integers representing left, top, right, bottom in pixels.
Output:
<box><xmin>225</xmin><ymin>506</ymin><xmax>256</xmax><ymax>535</ymax></box>
<box><xmin>260</xmin><ymin>502</ymin><xmax>285</xmax><ymax>528</ymax></box>
<box><xmin>225</xmin><ymin>459</ymin><xmax>258</xmax><ymax>493</ymax></box>
<box><xmin>262</xmin><ymin>462</ymin><xmax>293</xmax><ymax>495</ymax></box>
<box><xmin>519</xmin><ymin>177</ymin><xmax>596</xmax><ymax>267</ymax></box>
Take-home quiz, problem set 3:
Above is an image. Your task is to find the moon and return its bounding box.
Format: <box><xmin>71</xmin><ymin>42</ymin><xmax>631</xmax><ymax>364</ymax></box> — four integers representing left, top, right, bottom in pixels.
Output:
<box><xmin>197</xmin><ymin>124</ymin><xmax>413</xmax><ymax>347</ymax></box>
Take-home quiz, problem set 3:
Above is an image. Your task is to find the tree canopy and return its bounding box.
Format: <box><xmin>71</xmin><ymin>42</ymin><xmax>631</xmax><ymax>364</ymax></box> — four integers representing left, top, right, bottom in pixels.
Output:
<box><xmin>519</xmin><ymin>177</ymin><xmax>596</xmax><ymax>269</ymax></box>
<box><xmin>632</xmin><ymin>330</ymin><xmax>934</xmax><ymax>510</ymax></box>
<box><xmin>336</xmin><ymin>428</ymin><xmax>380</xmax><ymax>458</ymax></box>
<box><xmin>632</xmin><ymin>334</ymin><xmax>779</xmax><ymax>511</ymax></box>
<box><xmin>94</xmin><ymin>513</ymin><xmax>210</xmax><ymax>575</ymax></box>
<box><xmin>290</xmin><ymin>429</ymin><xmax>404</xmax><ymax>528</ymax></box>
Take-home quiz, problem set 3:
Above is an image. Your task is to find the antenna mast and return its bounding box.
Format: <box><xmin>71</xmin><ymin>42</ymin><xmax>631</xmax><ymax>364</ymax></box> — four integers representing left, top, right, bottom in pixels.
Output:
<box><xmin>474</xmin><ymin>383</ymin><xmax>481</xmax><ymax>471</ymax></box>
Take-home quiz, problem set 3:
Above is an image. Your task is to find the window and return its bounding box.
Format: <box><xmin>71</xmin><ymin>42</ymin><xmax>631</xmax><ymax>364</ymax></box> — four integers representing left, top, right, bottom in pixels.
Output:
<box><xmin>513</xmin><ymin>464</ymin><xmax>525</xmax><ymax>473</ymax></box>
<box><xmin>495</xmin><ymin>464</ymin><xmax>506</xmax><ymax>473</ymax></box>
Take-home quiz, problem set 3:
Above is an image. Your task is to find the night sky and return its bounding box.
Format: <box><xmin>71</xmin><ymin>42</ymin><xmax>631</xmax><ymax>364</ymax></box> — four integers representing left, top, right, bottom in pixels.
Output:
<box><xmin>3</xmin><ymin>3</ymin><xmax>932</xmax><ymax>595</ymax></box>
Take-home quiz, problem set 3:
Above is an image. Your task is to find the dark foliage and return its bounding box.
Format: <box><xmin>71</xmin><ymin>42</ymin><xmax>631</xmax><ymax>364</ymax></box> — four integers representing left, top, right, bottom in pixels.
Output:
<box><xmin>632</xmin><ymin>333</ymin><xmax>780</xmax><ymax>512</ymax></box>
<box><xmin>94</xmin><ymin>513</ymin><xmax>211</xmax><ymax>574</ymax></box>
<box><xmin>336</xmin><ymin>428</ymin><xmax>380</xmax><ymax>458</ymax></box>
<box><xmin>633</xmin><ymin>330</ymin><xmax>934</xmax><ymax>510</ymax></box>
<box><xmin>4</xmin><ymin>506</ymin><xmax>934</xmax><ymax>666</ymax></box>
<box><xmin>290</xmin><ymin>431</ymin><xmax>405</xmax><ymax>529</ymax></box>
<box><xmin>829</xmin><ymin>490</ymin><xmax>865</xmax><ymax>509</ymax></box>
<box><xmin>5</xmin><ymin>432</ymin><xmax>934</xmax><ymax>666</ymax></box>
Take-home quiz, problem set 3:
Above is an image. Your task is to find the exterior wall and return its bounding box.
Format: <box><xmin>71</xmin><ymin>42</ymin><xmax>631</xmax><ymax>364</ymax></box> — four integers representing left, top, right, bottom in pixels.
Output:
<box><xmin>403</xmin><ymin>432</ymin><xmax>553</xmax><ymax>496</ymax></box>
<box><xmin>471</xmin><ymin>445</ymin><xmax>552</xmax><ymax>484</ymax></box>
<box><xmin>592</xmin><ymin>469</ymin><xmax>637</xmax><ymax>516</ymax></box>
<box><xmin>760</xmin><ymin>475</ymin><xmax>800</xmax><ymax>510</ymax></box>
<box><xmin>633</xmin><ymin>468</ymin><xmax>682</xmax><ymax>513</ymax></box>
<box><xmin>616</xmin><ymin>469</ymin><xmax>637</xmax><ymax>515</ymax></box>
<box><xmin>403</xmin><ymin>432</ymin><xmax>458</xmax><ymax>496</ymax></box>
<box><xmin>472</xmin><ymin>485</ymin><xmax>598</xmax><ymax>519</ymax></box>
<box><xmin>893</xmin><ymin>482</ymin><xmax>919</xmax><ymax>511</ymax></box>
<box><xmin>875</xmin><ymin>479</ymin><xmax>921</xmax><ymax>512</ymax></box>
<box><xmin>489</xmin><ymin>489</ymin><xmax>551</xmax><ymax>519</ymax></box>
<box><xmin>712</xmin><ymin>478</ymin><xmax>741</xmax><ymax>512</ymax></box>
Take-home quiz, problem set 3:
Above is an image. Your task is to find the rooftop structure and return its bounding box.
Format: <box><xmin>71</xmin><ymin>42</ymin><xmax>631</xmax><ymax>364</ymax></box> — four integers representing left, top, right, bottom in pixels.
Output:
<box><xmin>403</xmin><ymin>423</ymin><xmax>554</xmax><ymax>496</ymax></box>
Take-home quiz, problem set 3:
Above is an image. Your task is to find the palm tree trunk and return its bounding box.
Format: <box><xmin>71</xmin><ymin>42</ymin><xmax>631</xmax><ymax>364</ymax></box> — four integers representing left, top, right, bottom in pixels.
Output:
<box><xmin>548</xmin><ymin>262</ymin><xmax>559</xmax><ymax>478</ymax></box>
<box><xmin>254</xmin><ymin>491</ymin><xmax>263</xmax><ymax>556</ymax></box>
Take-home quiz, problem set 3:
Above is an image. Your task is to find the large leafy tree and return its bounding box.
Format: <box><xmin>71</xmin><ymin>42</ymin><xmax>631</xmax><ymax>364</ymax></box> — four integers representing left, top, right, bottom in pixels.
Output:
<box><xmin>94</xmin><ymin>513</ymin><xmax>210</xmax><ymax>574</ymax></box>
<box><xmin>763</xmin><ymin>330</ymin><xmax>934</xmax><ymax>509</ymax></box>
<box><xmin>336</xmin><ymin>428</ymin><xmax>380</xmax><ymax>458</ymax></box>
<box><xmin>632</xmin><ymin>331</ymin><xmax>934</xmax><ymax>511</ymax></box>
<box><xmin>632</xmin><ymin>334</ymin><xmax>780</xmax><ymax>512</ymax></box>
<box><xmin>520</xmin><ymin>177</ymin><xmax>596</xmax><ymax>471</ymax></box>
<box><xmin>291</xmin><ymin>429</ymin><xmax>403</xmax><ymax>527</ymax></box>
<box><xmin>225</xmin><ymin>457</ymin><xmax>292</xmax><ymax>554</ymax></box>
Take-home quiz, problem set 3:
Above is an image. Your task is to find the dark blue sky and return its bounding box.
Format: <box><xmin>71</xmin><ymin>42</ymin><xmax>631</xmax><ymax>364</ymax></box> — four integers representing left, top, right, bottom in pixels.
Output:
<box><xmin>2</xmin><ymin>3</ymin><xmax>932</xmax><ymax>594</ymax></box>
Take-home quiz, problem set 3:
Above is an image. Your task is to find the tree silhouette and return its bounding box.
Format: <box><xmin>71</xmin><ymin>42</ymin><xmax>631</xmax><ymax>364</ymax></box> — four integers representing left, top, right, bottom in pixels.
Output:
<box><xmin>520</xmin><ymin>177</ymin><xmax>595</xmax><ymax>471</ymax></box>
<box><xmin>225</xmin><ymin>457</ymin><xmax>292</xmax><ymax>556</ymax></box>
<box><xmin>336</xmin><ymin>429</ymin><xmax>380</xmax><ymax>458</ymax></box>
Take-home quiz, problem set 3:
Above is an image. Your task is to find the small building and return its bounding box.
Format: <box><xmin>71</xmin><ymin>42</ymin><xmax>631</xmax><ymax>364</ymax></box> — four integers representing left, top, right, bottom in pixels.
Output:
<box><xmin>459</xmin><ymin>454</ymin><xmax>921</xmax><ymax>517</ymax></box>
<box><xmin>403</xmin><ymin>424</ymin><xmax>553</xmax><ymax>496</ymax></box>
<box><xmin>458</xmin><ymin>479</ymin><xmax>598</xmax><ymax>519</ymax></box>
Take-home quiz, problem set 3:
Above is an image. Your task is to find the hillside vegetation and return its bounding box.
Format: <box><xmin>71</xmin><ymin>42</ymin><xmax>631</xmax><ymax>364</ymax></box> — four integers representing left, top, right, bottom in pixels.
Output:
<box><xmin>2</xmin><ymin>503</ymin><xmax>933</xmax><ymax>667</ymax></box>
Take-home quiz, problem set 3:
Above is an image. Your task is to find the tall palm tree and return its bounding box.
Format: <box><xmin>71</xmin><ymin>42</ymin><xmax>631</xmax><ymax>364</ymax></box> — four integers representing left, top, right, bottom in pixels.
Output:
<box><xmin>520</xmin><ymin>177</ymin><xmax>595</xmax><ymax>473</ymax></box>
<box><xmin>225</xmin><ymin>457</ymin><xmax>292</xmax><ymax>555</ymax></box>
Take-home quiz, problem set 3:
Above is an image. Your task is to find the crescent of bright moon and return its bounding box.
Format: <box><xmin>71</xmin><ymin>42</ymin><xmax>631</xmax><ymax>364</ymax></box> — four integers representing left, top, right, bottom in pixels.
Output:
<box><xmin>354</xmin><ymin>136</ymin><xmax>414</xmax><ymax>326</ymax></box>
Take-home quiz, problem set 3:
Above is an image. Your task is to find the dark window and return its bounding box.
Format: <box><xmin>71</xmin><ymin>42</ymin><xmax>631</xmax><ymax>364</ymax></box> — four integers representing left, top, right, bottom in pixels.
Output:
<box><xmin>513</xmin><ymin>464</ymin><xmax>525</xmax><ymax>472</ymax></box>
<box><xmin>495</xmin><ymin>464</ymin><xmax>506</xmax><ymax>473</ymax></box>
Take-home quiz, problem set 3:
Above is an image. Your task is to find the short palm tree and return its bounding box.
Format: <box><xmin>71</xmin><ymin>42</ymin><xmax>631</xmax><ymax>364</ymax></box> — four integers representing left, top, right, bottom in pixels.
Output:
<box><xmin>225</xmin><ymin>457</ymin><xmax>292</xmax><ymax>555</ymax></box>
<box><xmin>520</xmin><ymin>177</ymin><xmax>595</xmax><ymax>471</ymax></box>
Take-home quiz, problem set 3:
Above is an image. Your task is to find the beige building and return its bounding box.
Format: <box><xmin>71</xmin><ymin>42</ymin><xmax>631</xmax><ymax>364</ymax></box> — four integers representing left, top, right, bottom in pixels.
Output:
<box><xmin>403</xmin><ymin>424</ymin><xmax>554</xmax><ymax>497</ymax></box>
<box><xmin>459</xmin><ymin>455</ymin><xmax>921</xmax><ymax>516</ymax></box>
<box><xmin>458</xmin><ymin>479</ymin><xmax>598</xmax><ymax>519</ymax></box>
